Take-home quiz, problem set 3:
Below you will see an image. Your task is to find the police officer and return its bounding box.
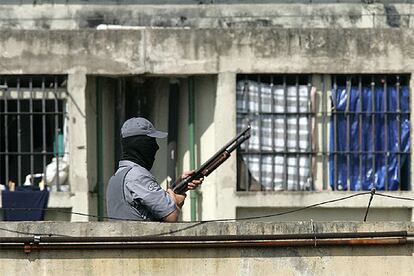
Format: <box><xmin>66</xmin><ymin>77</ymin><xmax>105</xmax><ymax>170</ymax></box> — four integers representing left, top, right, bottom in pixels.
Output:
<box><xmin>106</xmin><ymin>117</ymin><xmax>202</xmax><ymax>222</ymax></box>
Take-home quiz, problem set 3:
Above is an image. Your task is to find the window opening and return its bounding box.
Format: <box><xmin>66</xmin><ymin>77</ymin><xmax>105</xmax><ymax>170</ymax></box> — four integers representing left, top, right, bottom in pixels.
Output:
<box><xmin>0</xmin><ymin>75</ymin><xmax>67</xmax><ymax>191</ymax></box>
<box><xmin>330</xmin><ymin>75</ymin><xmax>410</xmax><ymax>191</ymax></box>
<box><xmin>237</xmin><ymin>74</ymin><xmax>315</xmax><ymax>191</ymax></box>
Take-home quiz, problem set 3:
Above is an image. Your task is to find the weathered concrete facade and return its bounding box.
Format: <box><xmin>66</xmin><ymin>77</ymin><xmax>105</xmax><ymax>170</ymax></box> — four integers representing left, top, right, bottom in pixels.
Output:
<box><xmin>0</xmin><ymin>221</ymin><xmax>413</xmax><ymax>275</ymax></box>
<box><xmin>0</xmin><ymin>3</ymin><xmax>413</xmax><ymax>29</ymax></box>
<box><xmin>1</xmin><ymin>3</ymin><xmax>414</xmax><ymax>221</ymax></box>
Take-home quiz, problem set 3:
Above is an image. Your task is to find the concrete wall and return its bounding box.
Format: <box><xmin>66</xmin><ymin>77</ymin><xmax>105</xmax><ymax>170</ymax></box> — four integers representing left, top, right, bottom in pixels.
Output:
<box><xmin>0</xmin><ymin>221</ymin><xmax>413</xmax><ymax>275</ymax></box>
<box><xmin>2</xmin><ymin>28</ymin><xmax>414</xmax><ymax>75</ymax></box>
<box><xmin>1</xmin><ymin>3</ymin><xmax>414</xmax><ymax>221</ymax></box>
<box><xmin>0</xmin><ymin>3</ymin><xmax>412</xmax><ymax>29</ymax></box>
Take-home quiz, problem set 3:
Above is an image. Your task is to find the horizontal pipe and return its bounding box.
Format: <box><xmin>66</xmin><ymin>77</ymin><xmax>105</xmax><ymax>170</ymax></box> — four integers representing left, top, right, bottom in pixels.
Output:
<box><xmin>0</xmin><ymin>238</ymin><xmax>408</xmax><ymax>252</ymax></box>
<box><xmin>239</xmin><ymin>151</ymin><xmax>410</xmax><ymax>155</ymax></box>
<box><xmin>238</xmin><ymin>111</ymin><xmax>411</xmax><ymax>115</ymax></box>
<box><xmin>0</xmin><ymin>112</ymin><xmax>65</xmax><ymax>115</ymax></box>
<box><xmin>0</xmin><ymin>152</ymin><xmax>65</xmax><ymax>156</ymax></box>
<box><xmin>0</xmin><ymin>231</ymin><xmax>408</xmax><ymax>244</ymax></box>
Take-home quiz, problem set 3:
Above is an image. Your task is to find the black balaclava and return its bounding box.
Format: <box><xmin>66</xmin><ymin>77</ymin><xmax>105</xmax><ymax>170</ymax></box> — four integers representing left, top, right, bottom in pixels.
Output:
<box><xmin>121</xmin><ymin>135</ymin><xmax>159</xmax><ymax>171</ymax></box>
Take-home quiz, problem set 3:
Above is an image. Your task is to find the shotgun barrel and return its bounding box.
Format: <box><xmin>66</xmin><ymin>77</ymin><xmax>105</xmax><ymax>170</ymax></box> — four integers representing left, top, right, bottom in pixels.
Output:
<box><xmin>171</xmin><ymin>125</ymin><xmax>251</xmax><ymax>195</ymax></box>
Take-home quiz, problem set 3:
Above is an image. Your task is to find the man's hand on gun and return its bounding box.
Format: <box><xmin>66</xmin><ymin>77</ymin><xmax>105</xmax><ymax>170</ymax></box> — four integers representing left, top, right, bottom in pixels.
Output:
<box><xmin>167</xmin><ymin>170</ymin><xmax>204</xmax><ymax>209</ymax></box>
<box><xmin>181</xmin><ymin>170</ymin><xmax>204</xmax><ymax>190</ymax></box>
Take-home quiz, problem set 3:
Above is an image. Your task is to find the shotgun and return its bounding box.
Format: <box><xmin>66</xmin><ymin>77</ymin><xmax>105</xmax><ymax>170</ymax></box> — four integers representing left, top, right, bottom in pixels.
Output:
<box><xmin>171</xmin><ymin>125</ymin><xmax>251</xmax><ymax>195</ymax></box>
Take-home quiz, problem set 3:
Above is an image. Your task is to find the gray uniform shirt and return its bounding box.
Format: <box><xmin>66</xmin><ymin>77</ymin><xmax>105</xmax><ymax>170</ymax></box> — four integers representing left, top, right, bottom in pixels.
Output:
<box><xmin>116</xmin><ymin>160</ymin><xmax>176</xmax><ymax>220</ymax></box>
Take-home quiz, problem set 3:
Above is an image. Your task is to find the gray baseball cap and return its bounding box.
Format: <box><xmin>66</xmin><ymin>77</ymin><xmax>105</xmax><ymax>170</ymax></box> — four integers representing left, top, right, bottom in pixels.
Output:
<box><xmin>121</xmin><ymin>117</ymin><xmax>168</xmax><ymax>139</ymax></box>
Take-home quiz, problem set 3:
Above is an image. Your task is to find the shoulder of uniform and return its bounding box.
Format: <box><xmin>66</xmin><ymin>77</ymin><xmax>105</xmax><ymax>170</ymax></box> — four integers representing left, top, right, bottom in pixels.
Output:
<box><xmin>126</xmin><ymin>165</ymin><xmax>157</xmax><ymax>183</ymax></box>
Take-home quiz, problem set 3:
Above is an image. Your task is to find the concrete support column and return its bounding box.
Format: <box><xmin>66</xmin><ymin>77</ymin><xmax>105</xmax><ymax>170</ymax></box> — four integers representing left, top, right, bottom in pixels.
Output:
<box><xmin>67</xmin><ymin>69</ymin><xmax>90</xmax><ymax>221</ymax></box>
<box><xmin>214</xmin><ymin>72</ymin><xmax>237</xmax><ymax>219</ymax></box>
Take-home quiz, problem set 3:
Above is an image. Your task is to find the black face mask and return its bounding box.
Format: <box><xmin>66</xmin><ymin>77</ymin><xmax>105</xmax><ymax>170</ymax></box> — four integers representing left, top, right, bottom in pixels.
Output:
<box><xmin>121</xmin><ymin>135</ymin><xmax>159</xmax><ymax>171</ymax></box>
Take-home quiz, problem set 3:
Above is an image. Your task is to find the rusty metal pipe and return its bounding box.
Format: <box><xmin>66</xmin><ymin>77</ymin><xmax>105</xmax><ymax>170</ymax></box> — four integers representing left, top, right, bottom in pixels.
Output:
<box><xmin>0</xmin><ymin>231</ymin><xmax>408</xmax><ymax>244</ymax></box>
<box><xmin>0</xmin><ymin>237</ymin><xmax>409</xmax><ymax>252</ymax></box>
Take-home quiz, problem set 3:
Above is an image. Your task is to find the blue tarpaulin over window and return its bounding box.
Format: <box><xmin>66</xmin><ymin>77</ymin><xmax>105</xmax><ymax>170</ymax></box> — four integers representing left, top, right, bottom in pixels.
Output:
<box><xmin>329</xmin><ymin>85</ymin><xmax>410</xmax><ymax>191</ymax></box>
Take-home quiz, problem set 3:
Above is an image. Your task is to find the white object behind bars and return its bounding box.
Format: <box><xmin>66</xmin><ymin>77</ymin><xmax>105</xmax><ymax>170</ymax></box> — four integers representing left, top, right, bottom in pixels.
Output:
<box><xmin>45</xmin><ymin>157</ymin><xmax>69</xmax><ymax>192</ymax></box>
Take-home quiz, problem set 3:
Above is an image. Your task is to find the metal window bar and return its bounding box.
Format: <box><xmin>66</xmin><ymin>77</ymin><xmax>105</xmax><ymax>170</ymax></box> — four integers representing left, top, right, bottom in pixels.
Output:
<box><xmin>270</xmin><ymin>76</ymin><xmax>275</xmax><ymax>191</ymax></box>
<box><xmin>257</xmin><ymin>75</ymin><xmax>263</xmax><ymax>189</ymax></box>
<box><xmin>295</xmin><ymin>76</ymin><xmax>300</xmax><ymax>190</ymax></box>
<box><xmin>244</xmin><ymin>76</ymin><xmax>251</xmax><ymax>190</ymax></box>
<box><xmin>358</xmin><ymin>76</ymin><xmax>363</xmax><ymax>191</ymax></box>
<box><xmin>283</xmin><ymin>76</ymin><xmax>288</xmax><ymax>191</ymax></box>
<box><xmin>322</xmin><ymin>75</ymin><xmax>328</xmax><ymax>190</ymax></box>
<box><xmin>405</xmin><ymin>76</ymin><xmax>411</xmax><ymax>191</ymax></box>
<box><xmin>371</xmin><ymin>77</ymin><xmax>376</xmax><ymax>189</ymax></box>
<box><xmin>307</xmin><ymin>78</ymin><xmax>313</xmax><ymax>190</ymax></box>
<box><xmin>0</xmin><ymin>75</ymin><xmax>67</xmax><ymax>189</ymax></box>
<box><xmin>396</xmin><ymin>76</ymin><xmax>401</xmax><ymax>191</ymax></box>
<box><xmin>333</xmin><ymin>76</ymin><xmax>338</xmax><ymax>191</ymax></box>
<box><xmin>53</xmin><ymin>76</ymin><xmax>60</xmax><ymax>191</ymax></box>
<box><xmin>42</xmin><ymin>77</ymin><xmax>47</xmax><ymax>185</ymax></box>
<box><xmin>3</xmin><ymin>79</ymin><xmax>9</xmax><ymax>186</ymax></box>
<box><xmin>29</xmin><ymin>77</ymin><xmax>34</xmax><ymax>185</ymax></box>
<box><xmin>383</xmin><ymin>76</ymin><xmax>389</xmax><ymax>191</ymax></box>
<box><xmin>17</xmin><ymin>78</ymin><xmax>21</xmax><ymax>187</ymax></box>
<box><xmin>345</xmin><ymin>78</ymin><xmax>351</xmax><ymax>191</ymax></box>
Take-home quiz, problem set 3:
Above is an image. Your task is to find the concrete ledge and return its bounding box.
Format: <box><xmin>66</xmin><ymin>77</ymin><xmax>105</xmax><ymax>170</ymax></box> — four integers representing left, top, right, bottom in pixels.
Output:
<box><xmin>234</xmin><ymin>191</ymin><xmax>414</xmax><ymax>208</ymax></box>
<box><xmin>0</xmin><ymin>221</ymin><xmax>413</xmax><ymax>237</ymax></box>
<box><xmin>0</xmin><ymin>221</ymin><xmax>413</xmax><ymax>275</ymax></box>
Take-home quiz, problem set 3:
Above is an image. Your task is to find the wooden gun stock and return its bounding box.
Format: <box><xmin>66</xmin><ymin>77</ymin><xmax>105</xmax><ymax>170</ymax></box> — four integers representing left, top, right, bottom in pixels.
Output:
<box><xmin>171</xmin><ymin>126</ymin><xmax>251</xmax><ymax>195</ymax></box>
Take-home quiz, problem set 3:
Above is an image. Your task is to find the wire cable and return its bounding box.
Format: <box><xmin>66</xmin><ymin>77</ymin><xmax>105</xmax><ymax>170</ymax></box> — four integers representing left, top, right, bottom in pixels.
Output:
<box><xmin>375</xmin><ymin>192</ymin><xmax>414</xmax><ymax>201</ymax></box>
<box><xmin>2</xmin><ymin>190</ymin><xmax>414</xmax><ymax>237</ymax></box>
<box><xmin>0</xmin><ymin>191</ymin><xmax>371</xmax><ymax>223</ymax></box>
<box><xmin>0</xmin><ymin>226</ymin><xmax>70</xmax><ymax>237</ymax></box>
<box><xmin>133</xmin><ymin>191</ymin><xmax>373</xmax><ymax>236</ymax></box>
<box><xmin>0</xmin><ymin>207</ymin><xmax>142</xmax><ymax>221</ymax></box>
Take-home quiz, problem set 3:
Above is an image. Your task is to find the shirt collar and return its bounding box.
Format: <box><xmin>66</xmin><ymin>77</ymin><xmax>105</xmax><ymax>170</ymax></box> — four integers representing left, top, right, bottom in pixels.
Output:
<box><xmin>119</xmin><ymin>160</ymin><xmax>138</xmax><ymax>168</ymax></box>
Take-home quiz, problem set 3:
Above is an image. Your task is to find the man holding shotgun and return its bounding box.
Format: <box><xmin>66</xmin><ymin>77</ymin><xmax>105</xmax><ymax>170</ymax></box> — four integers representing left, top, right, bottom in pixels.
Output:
<box><xmin>107</xmin><ymin>117</ymin><xmax>250</xmax><ymax>222</ymax></box>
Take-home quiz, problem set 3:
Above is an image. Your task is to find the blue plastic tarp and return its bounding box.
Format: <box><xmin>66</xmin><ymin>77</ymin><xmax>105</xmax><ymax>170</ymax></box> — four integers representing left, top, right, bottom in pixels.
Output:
<box><xmin>329</xmin><ymin>85</ymin><xmax>410</xmax><ymax>191</ymax></box>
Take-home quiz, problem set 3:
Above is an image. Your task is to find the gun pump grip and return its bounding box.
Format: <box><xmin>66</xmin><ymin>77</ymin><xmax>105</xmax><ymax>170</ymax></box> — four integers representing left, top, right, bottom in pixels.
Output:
<box><xmin>201</xmin><ymin>151</ymin><xmax>230</xmax><ymax>177</ymax></box>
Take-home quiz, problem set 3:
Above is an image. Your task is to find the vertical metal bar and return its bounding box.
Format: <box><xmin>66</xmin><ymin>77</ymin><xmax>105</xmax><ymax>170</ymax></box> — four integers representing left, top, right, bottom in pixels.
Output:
<box><xmin>29</xmin><ymin>77</ymin><xmax>34</xmax><ymax>184</ymax></box>
<box><xmin>258</xmin><ymin>75</ymin><xmax>263</xmax><ymax>189</ymax></box>
<box><xmin>358</xmin><ymin>76</ymin><xmax>363</xmax><ymax>191</ymax></box>
<box><xmin>270</xmin><ymin>75</ymin><xmax>275</xmax><ymax>190</ymax></box>
<box><xmin>307</xmin><ymin>76</ymin><xmax>313</xmax><ymax>190</ymax></box>
<box><xmin>0</xmin><ymin>78</ymin><xmax>2</xmax><ymax>185</ymax></box>
<box><xmin>384</xmin><ymin>76</ymin><xmax>389</xmax><ymax>190</ymax></box>
<box><xmin>96</xmin><ymin>77</ymin><xmax>104</xmax><ymax>220</ymax></box>
<box><xmin>188</xmin><ymin>76</ymin><xmax>197</xmax><ymax>221</ymax></box>
<box><xmin>42</xmin><ymin>77</ymin><xmax>47</xmax><ymax>181</ymax></box>
<box><xmin>396</xmin><ymin>76</ymin><xmax>401</xmax><ymax>191</ymax></box>
<box><xmin>333</xmin><ymin>76</ymin><xmax>338</xmax><ymax>191</ymax></box>
<box><xmin>115</xmin><ymin>79</ymin><xmax>125</xmax><ymax>169</ymax></box>
<box><xmin>283</xmin><ymin>75</ymin><xmax>288</xmax><ymax>190</ymax></box>
<box><xmin>371</xmin><ymin>77</ymin><xmax>376</xmax><ymax>188</ymax></box>
<box><xmin>244</xmin><ymin>76</ymin><xmax>250</xmax><ymax>191</ymax></box>
<box><xmin>3</xmin><ymin>79</ymin><xmax>9</xmax><ymax>185</ymax></box>
<box><xmin>167</xmin><ymin>81</ymin><xmax>179</xmax><ymax>187</ymax></box>
<box><xmin>295</xmin><ymin>76</ymin><xmax>300</xmax><ymax>190</ymax></box>
<box><xmin>345</xmin><ymin>77</ymin><xmax>351</xmax><ymax>191</ymax></box>
<box><xmin>321</xmin><ymin>75</ymin><xmax>327</xmax><ymax>190</ymax></box>
<box><xmin>54</xmin><ymin>76</ymin><xmax>60</xmax><ymax>191</ymax></box>
<box><xmin>17</xmin><ymin>78</ymin><xmax>21</xmax><ymax>186</ymax></box>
